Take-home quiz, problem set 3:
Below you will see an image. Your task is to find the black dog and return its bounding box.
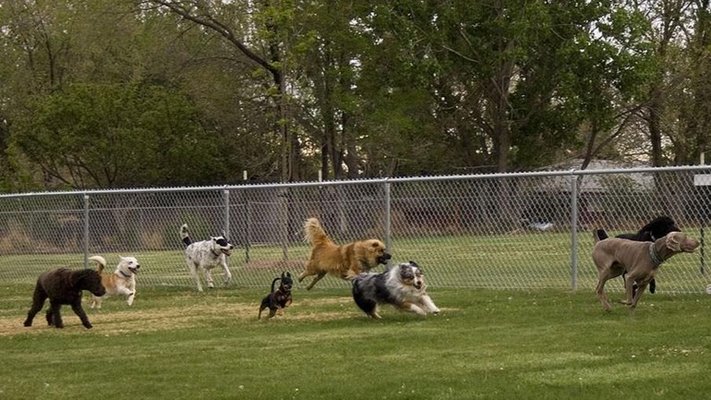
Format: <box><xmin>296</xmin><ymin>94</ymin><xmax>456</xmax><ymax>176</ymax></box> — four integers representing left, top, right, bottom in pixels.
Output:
<box><xmin>616</xmin><ymin>216</ymin><xmax>680</xmax><ymax>242</ymax></box>
<box><xmin>24</xmin><ymin>267</ymin><xmax>106</xmax><ymax>329</ymax></box>
<box><xmin>258</xmin><ymin>272</ymin><xmax>293</xmax><ymax>319</ymax></box>
<box><xmin>596</xmin><ymin>216</ymin><xmax>680</xmax><ymax>294</ymax></box>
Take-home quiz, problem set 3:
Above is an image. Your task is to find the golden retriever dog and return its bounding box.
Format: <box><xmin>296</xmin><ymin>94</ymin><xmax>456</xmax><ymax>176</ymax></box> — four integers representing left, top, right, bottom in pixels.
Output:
<box><xmin>298</xmin><ymin>218</ymin><xmax>391</xmax><ymax>290</ymax></box>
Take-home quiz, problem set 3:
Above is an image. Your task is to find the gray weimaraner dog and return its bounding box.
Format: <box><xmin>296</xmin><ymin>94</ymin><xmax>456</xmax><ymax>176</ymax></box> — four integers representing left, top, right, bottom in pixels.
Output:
<box><xmin>592</xmin><ymin>231</ymin><xmax>699</xmax><ymax>311</ymax></box>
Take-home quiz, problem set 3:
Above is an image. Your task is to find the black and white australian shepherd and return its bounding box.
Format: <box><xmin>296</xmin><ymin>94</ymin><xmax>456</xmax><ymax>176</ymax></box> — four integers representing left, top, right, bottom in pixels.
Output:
<box><xmin>351</xmin><ymin>261</ymin><xmax>440</xmax><ymax>319</ymax></box>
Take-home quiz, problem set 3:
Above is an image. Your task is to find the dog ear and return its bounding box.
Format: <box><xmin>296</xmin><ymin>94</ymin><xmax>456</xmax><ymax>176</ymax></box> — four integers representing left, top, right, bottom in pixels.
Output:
<box><xmin>97</xmin><ymin>263</ymin><xmax>105</xmax><ymax>273</ymax></box>
<box><xmin>399</xmin><ymin>264</ymin><xmax>415</xmax><ymax>279</ymax></box>
<box><xmin>666</xmin><ymin>233</ymin><xmax>682</xmax><ymax>252</ymax></box>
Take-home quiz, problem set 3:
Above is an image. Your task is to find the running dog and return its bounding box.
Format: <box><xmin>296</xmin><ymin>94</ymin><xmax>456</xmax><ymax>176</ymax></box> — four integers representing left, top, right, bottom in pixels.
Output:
<box><xmin>592</xmin><ymin>231</ymin><xmax>699</xmax><ymax>311</ymax></box>
<box><xmin>24</xmin><ymin>266</ymin><xmax>106</xmax><ymax>329</ymax></box>
<box><xmin>89</xmin><ymin>255</ymin><xmax>141</xmax><ymax>309</ymax></box>
<box><xmin>298</xmin><ymin>217</ymin><xmax>391</xmax><ymax>290</ymax></box>
<box><xmin>258</xmin><ymin>272</ymin><xmax>294</xmax><ymax>319</ymax></box>
<box><xmin>616</xmin><ymin>216</ymin><xmax>680</xmax><ymax>242</ymax></box>
<box><xmin>181</xmin><ymin>223</ymin><xmax>234</xmax><ymax>292</ymax></box>
<box><xmin>597</xmin><ymin>216</ymin><xmax>680</xmax><ymax>294</ymax></box>
<box><xmin>351</xmin><ymin>261</ymin><xmax>440</xmax><ymax>319</ymax></box>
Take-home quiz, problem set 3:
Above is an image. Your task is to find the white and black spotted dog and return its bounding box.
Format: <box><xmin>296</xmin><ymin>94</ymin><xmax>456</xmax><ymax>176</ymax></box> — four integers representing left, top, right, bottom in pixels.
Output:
<box><xmin>180</xmin><ymin>223</ymin><xmax>234</xmax><ymax>292</ymax></box>
<box><xmin>352</xmin><ymin>261</ymin><xmax>440</xmax><ymax>319</ymax></box>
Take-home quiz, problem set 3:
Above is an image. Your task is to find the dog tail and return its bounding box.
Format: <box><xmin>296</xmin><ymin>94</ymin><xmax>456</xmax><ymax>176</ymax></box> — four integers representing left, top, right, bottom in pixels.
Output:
<box><xmin>593</xmin><ymin>229</ymin><xmax>609</xmax><ymax>242</ymax></box>
<box><xmin>88</xmin><ymin>255</ymin><xmax>107</xmax><ymax>273</ymax></box>
<box><xmin>303</xmin><ymin>218</ymin><xmax>332</xmax><ymax>247</ymax></box>
<box><xmin>180</xmin><ymin>223</ymin><xmax>191</xmax><ymax>247</ymax></box>
<box><xmin>270</xmin><ymin>277</ymin><xmax>281</xmax><ymax>293</ymax></box>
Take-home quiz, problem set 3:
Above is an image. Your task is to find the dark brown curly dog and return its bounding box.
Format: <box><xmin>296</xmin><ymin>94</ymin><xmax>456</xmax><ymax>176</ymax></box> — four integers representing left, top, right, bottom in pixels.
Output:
<box><xmin>24</xmin><ymin>266</ymin><xmax>106</xmax><ymax>329</ymax></box>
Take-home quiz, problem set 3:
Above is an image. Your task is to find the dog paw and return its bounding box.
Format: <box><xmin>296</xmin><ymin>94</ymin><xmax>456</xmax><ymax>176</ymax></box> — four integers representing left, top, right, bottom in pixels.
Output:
<box><xmin>23</xmin><ymin>321</ymin><xmax>32</xmax><ymax>327</ymax></box>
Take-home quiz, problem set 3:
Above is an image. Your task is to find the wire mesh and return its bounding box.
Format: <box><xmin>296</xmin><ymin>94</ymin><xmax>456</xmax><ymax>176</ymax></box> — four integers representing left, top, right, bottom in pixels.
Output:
<box><xmin>0</xmin><ymin>166</ymin><xmax>709</xmax><ymax>293</ymax></box>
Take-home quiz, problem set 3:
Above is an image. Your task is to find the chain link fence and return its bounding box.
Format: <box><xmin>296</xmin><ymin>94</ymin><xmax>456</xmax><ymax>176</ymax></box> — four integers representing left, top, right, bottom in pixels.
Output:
<box><xmin>1</xmin><ymin>166</ymin><xmax>710</xmax><ymax>293</ymax></box>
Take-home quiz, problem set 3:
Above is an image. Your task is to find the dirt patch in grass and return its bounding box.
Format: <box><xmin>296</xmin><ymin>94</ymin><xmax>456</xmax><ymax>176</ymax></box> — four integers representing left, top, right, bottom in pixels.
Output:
<box><xmin>299</xmin><ymin>296</ymin><xmax>352</xmax><ymax>306</ymax></box>
<box><xmin>0</xmin><ymin>297</ymin><xmax>356</xmax><ymax>337</ymax></box>
<box><xmin>0</xmin><ymin>294</ymin><xmax>456</xmax><ymax>337</ymax></box>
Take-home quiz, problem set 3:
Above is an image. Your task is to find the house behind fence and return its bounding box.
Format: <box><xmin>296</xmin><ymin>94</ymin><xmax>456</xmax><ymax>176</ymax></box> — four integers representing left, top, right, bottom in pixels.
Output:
<box><xmin>1</xmin><ymin>166</ymin><xmax>710</xmax><ymax>293</ymax></box>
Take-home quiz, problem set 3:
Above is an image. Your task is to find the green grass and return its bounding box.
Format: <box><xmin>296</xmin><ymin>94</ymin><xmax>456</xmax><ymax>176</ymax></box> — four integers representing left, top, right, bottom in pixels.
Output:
<box><xmin>2</xmin><ymin>284</ymin><xmax>711</xmax><ymax>399</ymax></box>
<box><xmin>2</xmin><ymin>230</ymin><xmax>707</xmax><ymax>293</ymax></box>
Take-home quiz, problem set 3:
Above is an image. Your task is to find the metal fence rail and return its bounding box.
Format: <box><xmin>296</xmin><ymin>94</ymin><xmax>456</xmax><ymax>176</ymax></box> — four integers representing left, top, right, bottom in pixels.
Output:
<box><xmin>1</xmin><ymin>166</ymin><xmax>710</xmax><ymax>293</ymax></box>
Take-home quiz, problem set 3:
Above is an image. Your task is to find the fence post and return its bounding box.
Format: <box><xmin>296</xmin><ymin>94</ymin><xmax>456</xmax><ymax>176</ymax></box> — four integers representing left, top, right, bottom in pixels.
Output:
<box><xmin>384</xmin><ymin>179</ymin><xmax>392</xmax><ymax>256</ymax></box>
<box><xmin>569</xmin><ymin>170</ymin><xmax>579</xmax><ymax>291</ymax></box>
<box><xmin>243</xmin><ymin>189</ymin><xmax>251</xmax><ymax>264</ymax></box>
<box><xmin>222</xmin><ymin>188</ymin><xmax>230</xmax><ymax>239</ymax></box>
<box><xmin>83</xmin><ymin>194</ymin><xmax>90</xmax><ymax>268</ymax></box>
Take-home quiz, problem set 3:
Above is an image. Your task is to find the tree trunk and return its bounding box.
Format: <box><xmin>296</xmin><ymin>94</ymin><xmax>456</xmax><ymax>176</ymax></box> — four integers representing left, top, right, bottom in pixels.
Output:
<box><xmin>648</xmin><ymin>86</ymin><xmax>665</xmax><ymax>167</ymax></box>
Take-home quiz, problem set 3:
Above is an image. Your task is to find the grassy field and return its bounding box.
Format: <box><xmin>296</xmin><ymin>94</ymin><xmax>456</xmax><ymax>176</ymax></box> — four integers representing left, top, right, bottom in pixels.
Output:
<box><xmin>2</xmin><ymin>283</ymin><xmax>711</xmax><ymax>399</ymax></box>
<box><xmin>1</xmin><ymin>231</ymin><xmax>708</xmax><ymax>293</ymax></box>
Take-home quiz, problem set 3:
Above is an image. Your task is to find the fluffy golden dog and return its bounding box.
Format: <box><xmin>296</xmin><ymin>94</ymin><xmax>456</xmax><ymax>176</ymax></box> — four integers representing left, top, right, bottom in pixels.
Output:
<box><xmin>298</xmin><ymin>218</ymin><xmax>391</xmax><ymax>290</ymax></box>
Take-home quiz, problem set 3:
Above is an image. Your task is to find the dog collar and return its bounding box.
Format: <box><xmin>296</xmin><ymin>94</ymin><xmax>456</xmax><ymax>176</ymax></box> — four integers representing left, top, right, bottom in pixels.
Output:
<box><xmin>117</xmin><ymin>270</ymin><xmax>132</xmax><ymax>278</ymax></box>
<box><xmin>211</xmin><ymin>249</ymin><xmax>222</xmax><ymax>257</ymax></box>
<box><xmin>649</xmin><ymin>243</ymin><xmax>663</xmax><ymax>267</ymax></box>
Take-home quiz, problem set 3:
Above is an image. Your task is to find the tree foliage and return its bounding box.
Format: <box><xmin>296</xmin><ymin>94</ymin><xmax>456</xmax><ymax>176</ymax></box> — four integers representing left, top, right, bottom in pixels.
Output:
<box><xmin>0</xmin><ymin>0</ymin><xmax>709</xmax><ymax>191</ymax></box>
<box><xmin>11</xmin><ymin>83</ymin><xmax>221</xmax><ymax>189</ymax></box>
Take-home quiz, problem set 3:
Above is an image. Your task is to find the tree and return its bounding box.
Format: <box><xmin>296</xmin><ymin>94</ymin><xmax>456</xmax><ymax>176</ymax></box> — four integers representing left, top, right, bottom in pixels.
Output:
<box><xmin>1</xmin><ymin>0</ymin><xmax>709</xmax><ymax>192</ymax></box>
<box><xmin>9</xmin><ymin>83</ymin><xmax>221</xmax><ymax>189</ymax></box>
<box><xmin>142</xmin><ymin>0</ymin><xmax>301</xmax><ymax>181</ymax></box>
<box><xmin>681</xmin><ymin>0</ymin><xmax>711</xmax><ymax>163</ymax></box>
<box><xmin>288</xmin><ymin>1</ymin><xmax>363</xmax><ymax>179</ymax></box>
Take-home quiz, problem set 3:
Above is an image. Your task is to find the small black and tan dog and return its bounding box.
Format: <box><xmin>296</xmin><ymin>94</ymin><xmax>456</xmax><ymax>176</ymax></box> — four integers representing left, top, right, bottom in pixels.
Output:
<box><xmin>258</xmin><ymin>272</ymin><xmax>293</xmax><ymax>319</ymax></box>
